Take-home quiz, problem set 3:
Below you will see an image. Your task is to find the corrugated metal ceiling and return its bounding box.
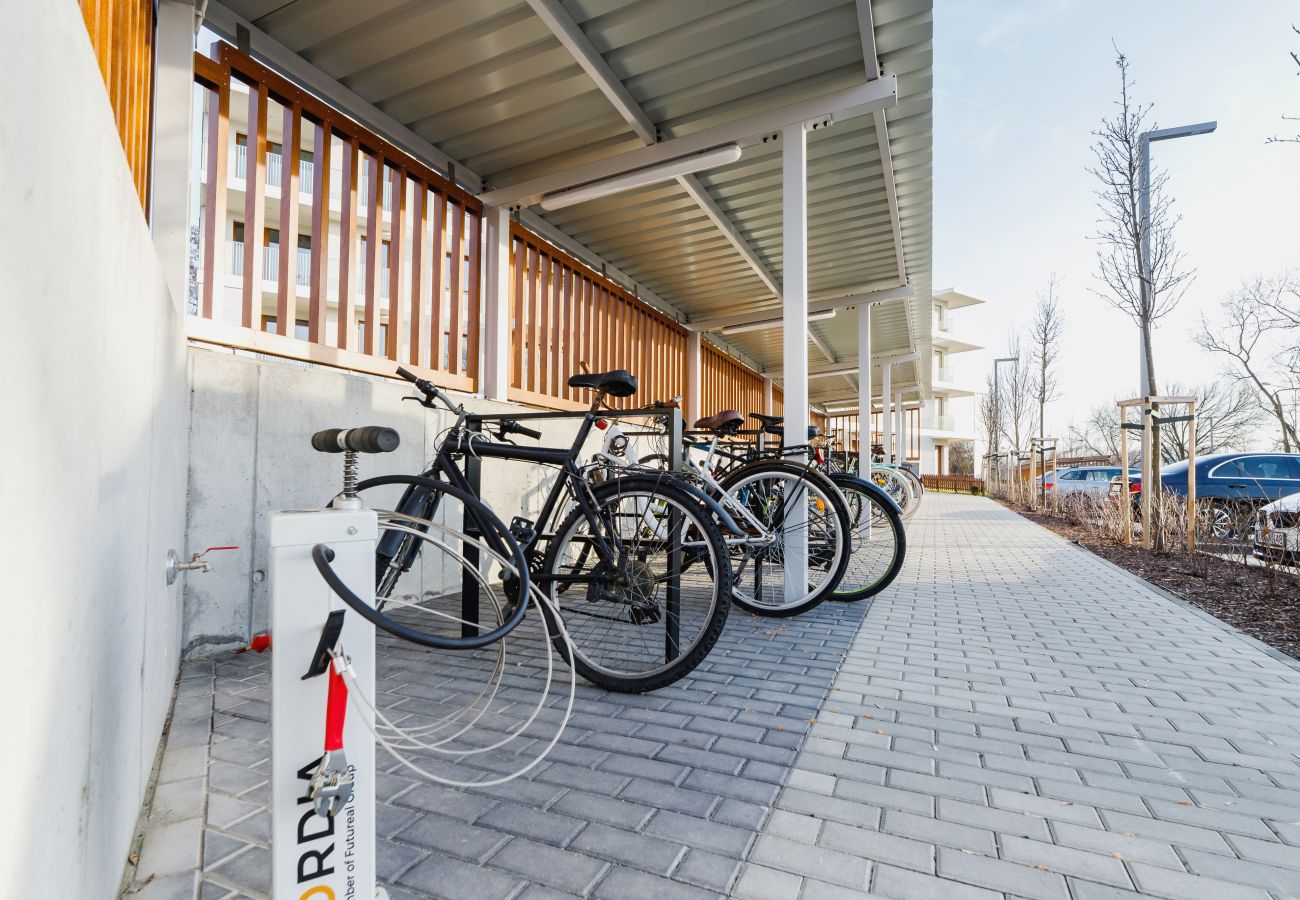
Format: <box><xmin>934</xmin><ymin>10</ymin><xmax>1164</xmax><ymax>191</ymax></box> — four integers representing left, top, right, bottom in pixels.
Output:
<box><xmin>218</xmin><ymin>0</ymin><xmax>933</xmax><ymax>404</ymax></box>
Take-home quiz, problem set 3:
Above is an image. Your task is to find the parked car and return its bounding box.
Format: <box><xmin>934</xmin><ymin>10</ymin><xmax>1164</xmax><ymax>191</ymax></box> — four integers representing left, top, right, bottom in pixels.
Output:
<box><xmin>1039</xmin><ymin>466</ymin><xmax>1139</xmax><ymax>498</ymax></box>
<box><xmin>1254</xmin><ymin>491</ymin><xmax>1300</xmax><ymax>563</ymax></box>
<box><xmin>1116</xmin><ymin>452</ymin><xmax>1300</xmax><ymax>537</ymax></box>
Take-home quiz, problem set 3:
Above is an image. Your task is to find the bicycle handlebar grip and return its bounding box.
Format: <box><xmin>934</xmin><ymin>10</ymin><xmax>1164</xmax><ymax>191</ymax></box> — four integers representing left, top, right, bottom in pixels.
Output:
<box><xmin>395</xmin><ymin>366</ymin><xmax>419</xmax><ymax>384</ymax></box>
<box><xmin>504</xmin><ymin>420</ymin><xmax>542</xmax><ymax>441</ymax></box>
<box><xmin>311</xmin><ymin>426</ymin><xmax>401</xmax><ymax>454</ymax></box>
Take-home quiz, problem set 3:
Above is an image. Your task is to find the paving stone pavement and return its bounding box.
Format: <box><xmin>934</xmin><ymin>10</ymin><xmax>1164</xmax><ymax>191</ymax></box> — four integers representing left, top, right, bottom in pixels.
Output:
<box><xmin>734</xmin><ymin>493</ymin><xmax>1300</xmax><ymax>900</ymax></box>
<box><xmin>132</xmin><ymin>564</ymin><xmax>869</xmax><ymax>899</ymax></box>
<box><xmin>130</xmin><ymin>493</ymin><xmax>1300</xmax><ymax>899</ymax></box>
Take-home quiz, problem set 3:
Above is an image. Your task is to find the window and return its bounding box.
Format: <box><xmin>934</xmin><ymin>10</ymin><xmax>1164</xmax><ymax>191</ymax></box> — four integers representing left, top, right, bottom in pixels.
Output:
<box><xmin>1239</xmin><ymin>456</ymin><xmax>1300</xmax><ymax>479</ymax></box>
<box><xmin>261</xmin><ymin>316</ymin><xmax>311</xmax><ymax>340</ymax></box>
<box><xmin>1086</xmin><ymin>470</ymin><xmax>1112</xmax><ymax>481</ymax></box>
<box><xmin>1058</xmin><ymin>470</ymin><xmax>1084</xmax><ymax>481</ymax></box>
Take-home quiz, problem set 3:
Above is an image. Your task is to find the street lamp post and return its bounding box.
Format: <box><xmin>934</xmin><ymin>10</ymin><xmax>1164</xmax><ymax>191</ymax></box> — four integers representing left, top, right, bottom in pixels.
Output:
<box><xmin>1137</xmin><ymin>121</ymin><xmax>1216</xmax><ymax>396</ymax></box>
<box><xmin>992</xmin><ymin>356</ymin><xmax>1018</xmax><ymax>486</ymax></box>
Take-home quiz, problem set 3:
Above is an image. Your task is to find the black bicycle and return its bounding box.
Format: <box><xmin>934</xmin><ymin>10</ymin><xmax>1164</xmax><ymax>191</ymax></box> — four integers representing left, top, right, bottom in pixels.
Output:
<box><xmin>359</xmin><ymin>367</ymin><xmax>733</xmax><ymax>694</ymax></box>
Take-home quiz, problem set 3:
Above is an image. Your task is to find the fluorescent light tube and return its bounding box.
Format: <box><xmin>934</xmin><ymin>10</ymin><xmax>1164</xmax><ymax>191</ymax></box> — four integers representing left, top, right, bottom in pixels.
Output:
<box><xmin>540</xmin><ymin>145</ymin><xmax>743</xmax><ymax>211</ymax></box>
<box><xmin>721</xmin><ymin>309</ymin><xmax>836</xmax><ymax>335</ymax></box>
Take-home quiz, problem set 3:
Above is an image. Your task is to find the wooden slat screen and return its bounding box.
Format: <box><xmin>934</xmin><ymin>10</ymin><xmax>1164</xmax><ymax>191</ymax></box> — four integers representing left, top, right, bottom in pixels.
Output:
<box><xmin>508</xmin><ymin>224</ymin><xmax>687</xmax><ymax>410</ymax></box>
<box><xmin>191</xmin><ymin>43</ymin><xmax>481</xmax><ymax>392</ymax></box>
<box><xmin>700</xmin><ymin>342</ymin><xmax>765</xmax><ymax>420</ymax></box>
<box><xmin>79</xmin><ymin>0</ymin><xmax>155</xmax><ymax>212</ymax></box>
<box><xmin>772</xmin><ymin>386</ymin><xmax>785</xmax><ymax>417</ymax></box>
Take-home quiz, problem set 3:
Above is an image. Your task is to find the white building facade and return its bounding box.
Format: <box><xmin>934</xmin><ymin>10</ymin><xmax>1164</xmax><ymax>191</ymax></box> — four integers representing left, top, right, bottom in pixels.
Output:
<box><xmin>917</xmin><ymin>289</ymin><xmax>984</xmax><ymax>475</ymax></box>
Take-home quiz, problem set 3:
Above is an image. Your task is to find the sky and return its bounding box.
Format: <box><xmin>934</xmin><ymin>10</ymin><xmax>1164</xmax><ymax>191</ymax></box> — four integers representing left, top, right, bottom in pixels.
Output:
<box><xmin>933</xmin><ymin>0</ymin><xmax>1300</xmax><ymax>448</ymax></box>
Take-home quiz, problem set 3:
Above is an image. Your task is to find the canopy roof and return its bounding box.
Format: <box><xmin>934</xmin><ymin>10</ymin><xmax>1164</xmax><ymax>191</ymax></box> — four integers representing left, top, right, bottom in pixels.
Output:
<box><xmin>214</xmin><ymin>0</ymin><xmax>934</xmax><ymax>404</ymax></box>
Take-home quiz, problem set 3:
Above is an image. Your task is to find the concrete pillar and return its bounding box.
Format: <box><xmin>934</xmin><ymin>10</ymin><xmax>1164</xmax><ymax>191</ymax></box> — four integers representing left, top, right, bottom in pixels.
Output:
<box><xmin>482</xmin><ymin>205</ymin><xmax>511</xmax><ymax>400</ymax></box>
<box><xmin>894</xmin><ymin>390</ymin><xmax>905</xmax><ymax>464</ymax></box>
<box><xmin>151</xmin><ymin>0</ymin><xmax>197</xmax><ymax>312</ymax></box>
<box><xmin>782</xmin><ymin>124</ymin><xmax>808</xmax><ymax>602</ymax></box>
<box><xmin>685</xmin><ymin>331</ymin><xmax>702</xmax><ymax>425</ymax></box>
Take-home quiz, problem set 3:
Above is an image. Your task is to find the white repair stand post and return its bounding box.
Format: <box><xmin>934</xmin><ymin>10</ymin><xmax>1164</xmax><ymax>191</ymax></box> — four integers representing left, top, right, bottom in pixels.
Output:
<box><xmin>270</xmin><ymin>507</ymin><xmax>384</xmax><ymax>899</ymax></box>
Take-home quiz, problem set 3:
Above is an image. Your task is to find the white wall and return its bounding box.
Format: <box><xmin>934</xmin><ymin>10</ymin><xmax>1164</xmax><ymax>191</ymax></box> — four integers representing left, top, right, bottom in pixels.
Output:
<box><xmin>1</xmin><ymin>3</ymin><xmax>190</xmax><ymax>896</ymax></box>
<box><xmin>183</xmin><ymin>347</ymin><xmax>587</xmax><ymax>657</ymax></box>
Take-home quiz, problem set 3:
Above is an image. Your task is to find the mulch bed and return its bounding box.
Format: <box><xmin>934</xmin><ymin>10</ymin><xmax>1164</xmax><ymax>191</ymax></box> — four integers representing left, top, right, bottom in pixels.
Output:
<box><xmin>1016</xmin><ymin>508</ymin><xmax>1300</xmax><ymax>662</ymax></box>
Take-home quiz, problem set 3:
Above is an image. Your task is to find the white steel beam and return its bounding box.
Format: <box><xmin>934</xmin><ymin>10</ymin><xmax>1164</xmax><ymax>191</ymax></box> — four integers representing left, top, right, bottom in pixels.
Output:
<box><xmin>856</xmin><ymin>0</ymin><xmax>906</xmax><ymax>283</ymax></box>
<box><xmin>858</xmin><ymin>303</ymin><xmax>872</xmax><ymax>473</ymax></box>
<box><xmin>482</xmin><ymin>206</ymin><xmax>512</xmax><ymax>400</ymax></box>
<box><xmin>881</xmin><ymin>361</ymin><xmax>893</xmax><ymax>462</ymax></box>
<box><xmin>685</xmin><ymin>331</ymin><xmax>702</xmax><ymax>426</ymax></box>
<box><xmin>808</xmin><ymin>326</ymin><xmax>837</xmax><ymax>364</ymax></box>
<box><xmin>480</xmin><ymin>76</ymin><xmax>897</xmax><ymax>207</ymax></box>
<box><xmin>687</xmin><ymin>283</ymin><xmax>914</xmax><ymax>332</ymax></box>
<box><xmin>783</xmin><ymin>124</ymin><xmax>809</xmax><ymax>602</ymax></box>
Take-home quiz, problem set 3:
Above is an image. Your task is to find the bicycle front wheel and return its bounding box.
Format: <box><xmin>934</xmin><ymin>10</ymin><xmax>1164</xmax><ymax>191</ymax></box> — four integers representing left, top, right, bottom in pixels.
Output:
<box><xmin>540</xmin><ymin>475</ymin><xmax>731</xmax><ymax>693</ymax></box>
<box><xmin>828</xmin><ymin>473</ymin><xmax>907</xmax><ymax>602</ymax></box>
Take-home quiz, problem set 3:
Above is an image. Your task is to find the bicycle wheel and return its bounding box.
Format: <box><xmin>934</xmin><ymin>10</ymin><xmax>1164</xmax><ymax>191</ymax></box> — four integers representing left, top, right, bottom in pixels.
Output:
<box><xmin>324</xmin><ymin>475</ymin><xmax>531</xmax><ymax>650</ymax></box>
<box><xmin>718</xmin><ymin>460</ymin><xmax>851</xmax><ymax>617</ymax></box>
<box><xmin>827</xmin><ymin>473</ymin><xmax>907</xmax><ymax>601</ymax></box>
<box><xmin>897</xmin><ymin>467</ymin><xmax>925</xmax><ymax>503</ymax></box>
<box><xmin>540</xmin><ymin>475</ymin><xmax>730</xmax><ymax>693</ymax></box>
<box><xmin>351</xmin><ymin>473</ymin><xmax>527</xmax><ymax>642</ymax></box>
<box><xmin>869</xmin><ymin>466</ymin><xmax>916</xmax><ymax>519</ymax></box>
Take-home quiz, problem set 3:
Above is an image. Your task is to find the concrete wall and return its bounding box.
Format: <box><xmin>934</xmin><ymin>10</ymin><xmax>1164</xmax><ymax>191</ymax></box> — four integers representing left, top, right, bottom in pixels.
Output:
<box><xmin>183</xmin><ymin>347</ymin><xmax>587</xmax><ymax>657</ymax></box>
<box><xmin>2</xmin><ymin>3</ymin><xmax>190</xmax><ymax>896</ymax></box>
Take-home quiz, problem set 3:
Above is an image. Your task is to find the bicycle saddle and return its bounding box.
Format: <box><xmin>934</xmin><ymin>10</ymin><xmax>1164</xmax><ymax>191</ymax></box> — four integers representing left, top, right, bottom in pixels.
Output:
<box><xmin>749</xmin><ymin>412</ymin><xmax>783</xmax><ymax>427</ymax></box>
<box><xmin>693</xmin><ymin>410</ymin><xmax>744</xmax><ymax>432</ymax></box>
<box><xmin>567</xmin><ymin>369</ymin><xmax>638</xmax><ymax>397</ymax></box>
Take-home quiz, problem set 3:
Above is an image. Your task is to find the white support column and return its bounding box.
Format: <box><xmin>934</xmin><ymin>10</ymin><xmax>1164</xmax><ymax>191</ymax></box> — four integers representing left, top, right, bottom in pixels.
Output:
<box><xmin>782</xmin><ymin>124</ymin><xmax>809</xmax><ymax>603</ymax></box>
<box><xmin>686</xmin><ymin>331</ymin><xmax>702</xmax><ymax>425</ymax></box>
<box><xmin>857</xmin><ymin>304</ymin><xmax>871</xmax><ymax>474</ymax></box>
<box><xmin>482</xmin><ymin>206</ymin><xmax>512</xmax><ymax>401</ymax></box>
<box><xmin>151</xmin><ymin>0</ymin><xmax>197</xmax><ymax>310</ymax></box>
<box><xmin>894</xmin><ymin>390</ymin><xmax>905</xmax><ymax>464</ymax></box>
<box><xmin>881</xmin><ymin>363</ymin><xmax>893</xmax><ymax>462</ymax></box>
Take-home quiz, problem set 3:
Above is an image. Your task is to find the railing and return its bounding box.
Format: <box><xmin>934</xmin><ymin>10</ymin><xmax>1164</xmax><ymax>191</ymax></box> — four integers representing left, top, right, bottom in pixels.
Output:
<box><xmin>233</xmin><ymin>143</ymin><xmax>314</xmax><ymax>195</ymax></box>
<box><xmin>509</xmin><ymin>224</ymin><xmax>686</xmax><ymax>410</ymax></box>
<box><xmin>230</xmin><ymin>243</ymin><xmax>314</xmax><ymax>289</ymax></box>
<box><xmin>79</xmin><ymin>0</ymin><xmax>154</xmax><ymax>213</ymax></box>
<box><xmin>923</xmin><ymin>414</ymin><xmax>957</xmax><ymax>431</ymax></box>
<box><xmin>702</xmin><ymin>342</ymin><xmax>764</xmax><ymax>420</ymax></box>
<box><xmin>192</xmin><ymin>43</ymin><xmax>482</xmax><ymax>392</ymax></box>
<box><xmin>923</xmin><ymin>474</ymin><xmax>985</xmax><ymax>495</ymax></box>
<box><xmin>934</xmin><ymin>365</ymin><xmax>957</xmax><ymax>383</ymax></box>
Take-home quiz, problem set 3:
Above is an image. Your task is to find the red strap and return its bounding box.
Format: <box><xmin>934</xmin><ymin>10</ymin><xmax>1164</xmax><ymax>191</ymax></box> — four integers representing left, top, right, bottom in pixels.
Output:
<box><xmin>324</xmin><ymin>664</ymin><xmax>348</xmax><ymax>753</ymax></box>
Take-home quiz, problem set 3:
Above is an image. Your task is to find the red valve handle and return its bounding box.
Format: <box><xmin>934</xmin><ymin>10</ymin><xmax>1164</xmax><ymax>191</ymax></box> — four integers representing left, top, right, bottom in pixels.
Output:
<box><xmin>204</xmin><ymin>545</ymin><xmax>240</xmax><ymax>553</ymax></box>
<box><xmin>324</xmin><ymin>664</ymin><xmax>348</xmax><ymax>753</ymax></box>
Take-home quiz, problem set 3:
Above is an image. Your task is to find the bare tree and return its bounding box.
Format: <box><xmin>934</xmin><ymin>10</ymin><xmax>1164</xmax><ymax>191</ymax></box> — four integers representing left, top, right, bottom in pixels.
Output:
<box><xmin>1267</xmin><ymin>24</ymin><xmax>1299</xmax><ymax>145</ymax></box>
<box><xmin>1002</xmin><ymin>333</ymin><xmax>1036</xmax><ymax>461</ymax></box>
<box><xmin>1157</xmin><ymin>381</ymin><xmax>1264</xmax><ymax>460</ymax></box>
<box><xmin>978</xmin><ymin>372</ymin><xmax>1002</xmax><ymax>479</ymax></box>
<box><xmin>1030</xmin><ymin>275</ymin><xmax>1065</xmax><ymax>444</ymax></box>
<box><xmin>1066</xmin><ymin>404</ymin><xmax>1125</xmax><ymax>463</ymax></box>
<box><xmin>949</xmin><ymin>440</ymin><xmax>975</xmax><ymax>476</ymax></box>
<box><xmin>1195</xmin><ymin>276</ymin><xmax>1300</xmax><ymax>450</ymax></box>
<box><xmin>1089</xmin><ymin>50</ymin><xmax>1195</xmax><ymax>396</ymax></box>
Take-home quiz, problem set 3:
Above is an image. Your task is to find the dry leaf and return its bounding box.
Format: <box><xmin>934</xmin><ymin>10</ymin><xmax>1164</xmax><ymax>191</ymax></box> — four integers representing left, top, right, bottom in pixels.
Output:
<box><xmin>1112</xmin><ymin>852</ymin><xmax>1127</xmax><ymax>861</ymax></box>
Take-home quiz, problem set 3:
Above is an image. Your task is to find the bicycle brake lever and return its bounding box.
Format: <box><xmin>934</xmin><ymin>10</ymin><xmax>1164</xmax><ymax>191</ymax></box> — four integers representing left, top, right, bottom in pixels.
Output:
<box><xmin>402</xmin><ymin>394</ymin><xmax>437</xmax><ymax>409</ymax></box>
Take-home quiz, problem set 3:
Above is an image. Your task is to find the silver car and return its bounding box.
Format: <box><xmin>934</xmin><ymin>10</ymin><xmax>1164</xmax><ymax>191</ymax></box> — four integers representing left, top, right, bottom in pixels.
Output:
<box><xmin>1040</xmin><ymin>466</ymin><xmax>1138</xmax><ymax>498</ymax></box>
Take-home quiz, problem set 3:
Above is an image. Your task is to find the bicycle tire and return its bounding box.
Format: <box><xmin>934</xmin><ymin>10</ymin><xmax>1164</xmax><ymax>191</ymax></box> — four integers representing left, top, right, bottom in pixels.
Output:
<box><xmin>827</xmin><ymin>473</ymin><xmax>907</xmax><ymax>602</ymax></box>
<box><xmin>342</xmin><ymin>474</ymin><xmax>531</xmax><ymax>649</ymax></box>
<box><xmin>717</xmin><ymin>460</ymin><xmax>851</xmax><ymax>618</ymax></box>
<box><xmin>539</xmin><ymin>474</ymin><xmax>731</xmax><ymax>693</ymax></box>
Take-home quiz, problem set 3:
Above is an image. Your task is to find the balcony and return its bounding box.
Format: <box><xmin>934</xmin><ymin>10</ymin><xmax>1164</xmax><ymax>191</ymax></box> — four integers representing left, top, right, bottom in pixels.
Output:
<box><xmin>229</xmin><ymin>242</ymin><xmax>313</xmax><ymax>288</ymax></box>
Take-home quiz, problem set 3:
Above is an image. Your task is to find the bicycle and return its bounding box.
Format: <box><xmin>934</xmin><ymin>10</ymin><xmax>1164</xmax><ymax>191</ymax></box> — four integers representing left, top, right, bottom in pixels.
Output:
<box><xmin>361</xmin><ymin>367</ymin><xmax>733</xmax><ymax>694</ymax></box>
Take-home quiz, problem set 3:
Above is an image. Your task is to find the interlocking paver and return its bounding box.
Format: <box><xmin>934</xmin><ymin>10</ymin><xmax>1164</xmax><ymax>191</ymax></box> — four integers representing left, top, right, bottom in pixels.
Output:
<box><xmin>741</xmin><ymin>493</ymin><xmax>1300</xmax><ymax>900</ymax></box>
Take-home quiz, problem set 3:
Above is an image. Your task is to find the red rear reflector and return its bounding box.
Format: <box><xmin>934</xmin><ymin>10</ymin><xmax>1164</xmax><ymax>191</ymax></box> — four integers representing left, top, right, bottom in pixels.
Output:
<box><xmin>595</xmin><ymin>418</ymin><xmax>609</xmax><ymax>430</ymax></box>
<box><xmin>249</xmin><ymin>633</ymin><xmax>272</xmax><ymax>653</ymax></box>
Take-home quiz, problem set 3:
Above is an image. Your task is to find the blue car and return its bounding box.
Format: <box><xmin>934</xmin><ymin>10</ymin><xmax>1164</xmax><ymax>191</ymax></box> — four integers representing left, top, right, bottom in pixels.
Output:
<box><xmin>1128</xmin><ymin>452</ymin><xmax>1300</xmax><ymax>537</ymax></box>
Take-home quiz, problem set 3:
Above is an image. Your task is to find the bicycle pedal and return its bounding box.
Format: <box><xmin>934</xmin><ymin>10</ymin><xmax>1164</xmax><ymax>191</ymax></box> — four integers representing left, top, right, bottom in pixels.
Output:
<box><xmin>509</xmin><ymin>516</ymin><xmax>537</xmax><ymax>545</ymax></box>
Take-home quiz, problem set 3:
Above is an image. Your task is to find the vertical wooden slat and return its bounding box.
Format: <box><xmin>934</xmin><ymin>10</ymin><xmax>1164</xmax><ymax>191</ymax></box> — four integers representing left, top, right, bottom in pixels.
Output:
<box><xmin>526</xmin><ymin>247</ymin><xmax>540</xmax><ymax>391</ymax></box>
<box><xmin>552</xmin><ymin>264</ymin><xmax>564</xmax><ymax>396</ymax></box>
<box><xmin>465</xmin><ymin>211</ymin><xmax>481</xmax><ymax>385</ymax></box>
<box><xmin>363</xmin><ymin>152</ymin><xmax>382</xmax><ymax>356</ymax></box>
<box><xmin>276</xmin><ymin>102</ymin><xmax>302</xmax><ymax>336</ymax></box>
<box><xmin>538</xmin><ymin>254</ymin><xmax>551</xmax><ymax>396</ymax></box>
<box><xmin>337</xmin><ymin>136</ymin><xmax>360</xmax><ymax>350</ymax></box>
<box><xmin>386</xmin><ymin>166</ymin><xmax>405</xmax><ymax>360</ymax></box>
<box><xmin>201</xmin><ymin>73</ymin><xmax>229</xmax><ymax>319</ymax></box>
<box><xmin>511</xmin><ymin>236</ymin><xmax>524</xmax><ymax>388</ymax></box>
<box><xmin>408</xmin><ymin>181</ymin><xmax>426</xmax><ymax>366</ymax></box>
<box><xmin>241</xmin><ymin>80</ymin><xmax>268</xmax><ymax>329</ymax></box>
<box><xmin>308</xmin><ymin>121</ymin><xmax>332</xmax><ymax>343</ymax></box>
<box><xmin>428</xmin><ymin>191</ymin><xmax>445</xmax><ymax>369</ymax></box>
<box><xmin>558</xmin><ymin>267</ymin><xmax>571</xmax><ymax>396</ymax></box>
<box><xmin>447</xmin><ymin>202</ymin><xmax>464</xmax><ymax>375</ymax></box>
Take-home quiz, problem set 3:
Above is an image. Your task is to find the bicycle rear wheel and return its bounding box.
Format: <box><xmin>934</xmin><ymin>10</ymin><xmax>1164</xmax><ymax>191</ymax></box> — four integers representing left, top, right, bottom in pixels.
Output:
<box><xmin>827</xmin><ymin>473</ymin><xmax>907</xmax><ymax>601</ymax></box>
<box><xmin>540</xmin><ymin>475</ymin><xmax>730</xmax><ymax>693</ymax></box>
<box><xmin>719</xmin><ymin>461</ymin><xmax>851</xmax><ymax>617</ymax></box>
